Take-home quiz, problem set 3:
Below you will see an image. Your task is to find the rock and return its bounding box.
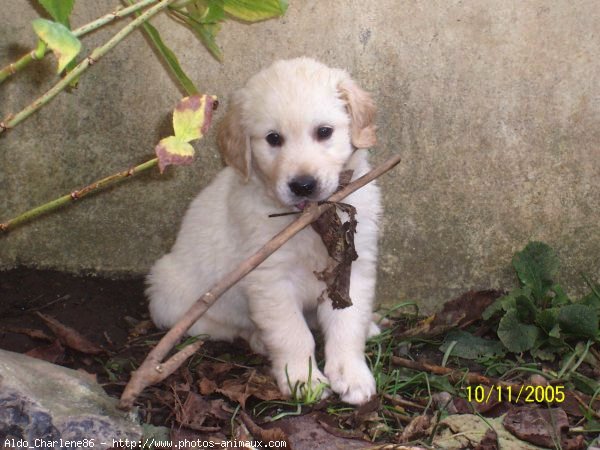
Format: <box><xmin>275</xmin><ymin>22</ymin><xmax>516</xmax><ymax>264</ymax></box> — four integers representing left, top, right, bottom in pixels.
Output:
<box><xmin>0</xmin><ymin>349</ymin><xmax>141</xmax><ymax>449</ymax></box>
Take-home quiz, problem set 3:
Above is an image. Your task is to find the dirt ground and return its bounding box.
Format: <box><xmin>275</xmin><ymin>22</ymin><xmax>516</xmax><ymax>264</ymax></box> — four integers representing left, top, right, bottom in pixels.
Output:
<box><xmin>0</xmin><ymin>268</ymin><xmax>146</xmax><ymax>354</ymax></box>
<box><xmin>2</xmin><ymin>268</ymin><xmax>598</xmax><ymax>450</ymax></box>
<box><xmin>0</xmin><ymin>268</ymin><xmax>380</xmax><ymax>449</ymax></box>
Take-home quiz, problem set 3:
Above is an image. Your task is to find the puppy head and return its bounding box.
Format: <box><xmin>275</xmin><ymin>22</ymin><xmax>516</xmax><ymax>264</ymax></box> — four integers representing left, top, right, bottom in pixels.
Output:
<box><xmin>217</xmin><ymin>57</ymin><xmax>376</xmax><ymax>208</ymax></box>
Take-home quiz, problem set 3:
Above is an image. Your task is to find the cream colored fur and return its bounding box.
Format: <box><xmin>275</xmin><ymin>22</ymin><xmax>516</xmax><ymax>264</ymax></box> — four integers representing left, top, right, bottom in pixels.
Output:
<box><xmin>147</xmin><ymin>57</ymin><xmax>382</xmax><ymax>404</ymax></box>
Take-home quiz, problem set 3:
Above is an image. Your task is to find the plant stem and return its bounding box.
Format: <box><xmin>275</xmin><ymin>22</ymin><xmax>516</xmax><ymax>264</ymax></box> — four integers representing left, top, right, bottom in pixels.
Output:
<box><xmin>119</xmin><ymin>153</ymin><xmax>403</xmax><ymax>410</ymax></box>
<box><xmin>0</xmin><ymin>0</ymin><xmax>160</xmax><ymax>84</ymax></box>
<box><xmin>0</xmin><ymin>158</ymin><xmax>158</xmax><ymax>233</ymax></box>
<box><xmin>0</xmin><ymin>0</ymin><xmax>178</xmax><ymax>134</ymax></box>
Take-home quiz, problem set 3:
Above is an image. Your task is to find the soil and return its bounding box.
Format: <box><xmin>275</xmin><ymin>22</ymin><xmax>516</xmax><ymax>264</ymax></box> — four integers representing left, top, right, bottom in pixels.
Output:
<box><xmin>0</xmin><ymin>267</ymin><xmax>147</xmax><ymax>354</ymax></box>
<box><xmin>0</xmin><ymin>267</ymin><xmax>375</xmax><ymax>449</ymax></box>
<box><xmin>2</xmin><ymin>268</ymin><xmax>597</xmax><ymax>449</ymax></box>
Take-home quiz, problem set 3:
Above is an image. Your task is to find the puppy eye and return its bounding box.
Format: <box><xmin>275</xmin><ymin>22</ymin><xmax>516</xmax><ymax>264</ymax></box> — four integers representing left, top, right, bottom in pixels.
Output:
<box><xmin>316</xmin><ymin>126</ymin><xmax>334</xmax><ymax>141</ymax></box>
<box><xmin>266</xmin><ymin>132</ymin><xmax>284</xmax><ymax>147</ymax></box>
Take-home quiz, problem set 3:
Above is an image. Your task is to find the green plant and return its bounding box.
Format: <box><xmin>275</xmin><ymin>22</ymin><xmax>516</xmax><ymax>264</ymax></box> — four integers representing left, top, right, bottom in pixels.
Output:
<box><xmin>0</xmin><ymin>94</ymin><xmax>216</xmax><ymax>232</ymax></box>
<box><xmin>0</xmin><ymin>0</ymin><xmax>287</xmax><ymax>234</ymax></box>
<box><xmin>285</xmin><ymin>357</ymin><xmax>329</xmax><ymax>405</ymax></box>
<box><xmin>483</xmin><ymin>241</ymin><xmax>600</xmax><ymax>358</ymax></box>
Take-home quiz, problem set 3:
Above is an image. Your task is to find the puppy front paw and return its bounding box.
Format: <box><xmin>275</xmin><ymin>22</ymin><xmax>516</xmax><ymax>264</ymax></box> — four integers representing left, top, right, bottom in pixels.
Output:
<box><xmin>272</xmin><ymin>358</ymin><xmax>330</xmax><ymax>401</ymax></box>
<box><xmin>325</xmin><ymin>357</ymin><xmax>376</xmax><ymax>405</ymax></box>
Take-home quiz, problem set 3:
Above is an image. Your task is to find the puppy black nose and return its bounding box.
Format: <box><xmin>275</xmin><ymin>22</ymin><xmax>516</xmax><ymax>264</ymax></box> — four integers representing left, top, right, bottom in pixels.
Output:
<box><xmin>288</xmin><ymin>175</ymin><xmax>317</xmax><ymax>197</ymax></box>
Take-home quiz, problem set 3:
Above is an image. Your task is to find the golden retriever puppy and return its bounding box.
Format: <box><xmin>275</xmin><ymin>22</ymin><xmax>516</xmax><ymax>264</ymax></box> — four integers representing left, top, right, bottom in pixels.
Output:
<box><xmin>147</xmin><ymin>57</ymin><xmax>381</xmax><ymax>404</ymax></box>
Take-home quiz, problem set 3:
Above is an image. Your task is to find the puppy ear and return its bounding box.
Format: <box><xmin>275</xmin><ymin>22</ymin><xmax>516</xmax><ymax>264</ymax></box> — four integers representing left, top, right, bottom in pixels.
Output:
<box><xmin>338</xmin><ymin>78</ymin><xmax>377</xmax><ymax>149</ymax></box>
<box><xmin>217</xmin><ymin>95</ymin><xmax>251</xmax><ymax>180</ymax></box>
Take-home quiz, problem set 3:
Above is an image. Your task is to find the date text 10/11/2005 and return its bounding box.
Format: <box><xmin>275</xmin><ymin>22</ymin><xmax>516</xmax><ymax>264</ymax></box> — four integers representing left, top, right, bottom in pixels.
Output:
<box><xmin>466</xmin><ymin>384</ymin><xmax>566</xmax><ymax>404</ymax></box>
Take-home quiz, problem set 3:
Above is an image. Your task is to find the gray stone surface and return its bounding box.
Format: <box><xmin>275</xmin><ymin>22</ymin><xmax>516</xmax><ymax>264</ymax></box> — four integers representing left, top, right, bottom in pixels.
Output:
<box><xmin>0</xmin><ymin>349</ymin><xmax>141</xmax><ymax>448</ymax></box>
<box><xmin>0</xmin><ymin>1</ymin><xmax>598</xmax><ymax>311</ymax></box>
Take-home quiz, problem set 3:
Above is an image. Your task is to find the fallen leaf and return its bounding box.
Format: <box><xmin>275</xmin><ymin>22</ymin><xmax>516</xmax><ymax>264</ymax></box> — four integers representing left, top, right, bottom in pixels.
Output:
<box><xmin>128</xmin><ymin>319</ymin><xmax>154</xmax><ymax>337</ymax></box>
<box><xmin>199</xmin><ymin>377</ymin><xmax>218</xmax><ymax>395</ymax></box>
<box><xmin>563</xmin><ymin>435</ymin><xmax>586</xmax><ymax>450</ymax></box>
<box><xmin>238</xmin><ymin>410</ymin><xmax>292</xmax><ymax>449</ymax></box>
<box><xmin>503</xmin><ymin>407</ymin><xmax>568</xmax><ymax>448</ymax></box>
<box><xmin>0</xmin><ymin>326</ymin><xmax>53</xmax><ymax>341</ymax></box>
<box><xmin>216</xmin><ymin>378</ymin><xmax>251</xmax><ymax>408</ymax></box>
<box><xmin>25</xmin><ymin>339</ymin><xmax>65</xmax><ymax>363</ymax></box>
<box><xmin>216</xmin><ymin>370</ymin><xmax>283</xmax><ymax>408</ymax></box>
<box><xmin>351</xmin><ymin>395</ymin><xmax>381</xmax><ymax>428</ymax></box>
<box><xmin>401</xmin><ymin>290</ymin><xmax>503</xmax><ymax>338</ymax></box>
<box><xmin>317</xmin><ymin>417</ymin><xmax>365</xmax><ymax>440</ymax></box>
<box><xmin>433</xmin><ymin>414</ymin><xmax>543</xmax><ymax>450</ymax></box>
<box><xmin>176</xmin><ymin>392</ymin><xmax>230</xmax><ymax>431</ymax></box>
<box><xmin>36</xmin><ymin>312</ymin><xmax>104</xmax><ymax>355</ymax></box>
<box><xmin>272</xmin><ymin>413</ymin><xmax>373</xmax><ymax>449</ymax></box>
<box><xmin>399</xmin><ymin>414</ymin><xmax>431</xmax><ymax>443</ymax></box>
<box><xmin>474</xmin><ymin>428</ymin><xmax>499</xmax><ymax>450</ymax></box>
<box><xmin>171</xmin><ymin>427</ymin><xmax>226</xmax><ymax>450</ymax></box>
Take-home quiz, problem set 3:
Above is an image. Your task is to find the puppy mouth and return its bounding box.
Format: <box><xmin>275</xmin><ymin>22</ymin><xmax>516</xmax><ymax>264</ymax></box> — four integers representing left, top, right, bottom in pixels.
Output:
<box><xmin>295</xmin><ymin>200</ymin><xmax>309</xmax><ymax>211</ymax></box>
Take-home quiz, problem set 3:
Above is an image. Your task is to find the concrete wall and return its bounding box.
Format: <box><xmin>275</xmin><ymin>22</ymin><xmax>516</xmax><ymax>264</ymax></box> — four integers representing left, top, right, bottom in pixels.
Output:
<box><xmin>1</xmin><ymin>1</ymin><xmax>598</xmax><ymax>311</ymax></box>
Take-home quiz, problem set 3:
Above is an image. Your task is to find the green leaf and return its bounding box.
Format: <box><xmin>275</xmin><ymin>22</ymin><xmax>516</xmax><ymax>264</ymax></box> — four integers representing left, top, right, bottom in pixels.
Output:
<box><xmin>155</xmin><ymin>136</ymin><xmax>195</xmax><ymax>173</ymax></box>
<box><xmin>535</xmin><ymin>307</ymin><xmax>559</xmax><ymax>334</ymax></box>
<box><xmin>439</xmin><ymin>330</ymin><xmax>505</xmax><ymax>360</ymax></box>
<box><xmin>139</xmin><ymin>20</ymin><xmax>199</xmax><ymax>95</ymax></box>
<box><xmin>515</xmin><ymin>294</ymin><xmax>538</xmax><ymax>323</ymax></box>
<box><xmin>512</xmin><ymin>241</ymin><xmax>559</xmax><ymax>302</ymax></box>
<box><xmin>482</xmin><ymin>288</ymin><xmax>529</xmax><ymax>320</ymax></box>
<box><xmin>581</xmin><ymin>274</ymin><xmax>600</xmax><ymax>310</ymax></box>
<box><xmin>32</xmin><ymin>18</ymin><xmax>81</xmax><ymax>73</ymax></box>
<box><xmin>497</xmin><ymin>309</ymin><xmax>540</xmax><ymax>353</ymax></box>
<box><xmin>223</xmin><ymin>0</ymin><xmax>287</xmax><ymax>22</ymax></box>
<box><xmin>548</xmin><ymin>323</ymin><xmax>562</xmax><ymax>339</ymax></box>
<box><xmin>173</xmin><ymin>94</ymin><xmax>217</xmax><ymax>142</ymax></box>
<box><xmin>569</xmin><ymin>371</ymin><xmax>600</xmax><ymax>396</ymax></box>
<box><xmin>482</xmin><ymin>297</ymin><xmax>504</xmax><ymax>320</ymax></box>
<box><xmin>580</xmin><ymin>290</ymin><xmax>600</xmax><ymax>312</ymax></box>
<box><xmin>531</xmin><ymin>347</ymin><xmax>557</xmax><ymax>361</ymax></box>
<box><xmin>550</xmin><ymin>284</ymin><xmax>570</xmax><ymax>307</ymax></box>
<box><xmin>174</xmin><ymin>10</ymin><xmax>223</xmax><ymax>61</ymax></box>
<box><xmin>186</xmin><ymin>0</ymin><xmax>226</xmax><ymax>23</ymax></box>
<box><xmin>37</xmin><ymin>0</ymin><xmax>75</xmax><ymax>27</ymax></box>
<box><xmin>557</xmin><ymin>304</ymin><xmax>599</xmax><ymax>338</ymax></box>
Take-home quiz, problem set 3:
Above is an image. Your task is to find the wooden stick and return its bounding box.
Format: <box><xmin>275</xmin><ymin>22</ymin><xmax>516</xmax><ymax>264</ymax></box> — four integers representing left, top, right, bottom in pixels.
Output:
<box><xmin>391</xmin><ymin>356</ymin><xmax>514</xmax><ymax>387</ymax></box>
<box><xmin>118</xmin><ymin>153</ymin><xmax>402</xmax><ymax>409</ymax></box>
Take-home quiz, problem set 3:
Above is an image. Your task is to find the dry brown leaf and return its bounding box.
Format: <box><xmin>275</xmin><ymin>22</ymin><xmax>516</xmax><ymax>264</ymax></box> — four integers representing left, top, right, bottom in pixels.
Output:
<box><xmin>317</xmin><ymin>417</ymin><xmax>365</xmax><ymax>440</ymax></box>
<box><xmin>176</xmin><ymin>392</ymin><xmax>230</xmax><ymax>431</ymax></box>
<box><xmin>128</xmin><ymin>319</ymin><xmax>154</xmax><ymax>337</ymax></box>
<box><xmin>503</xmin><ymin>407</ymin><xmax>568</xmax><ymax>448</ymax></box>
<box><xmin>216</xmin><ymin>378</ymin><xmax>251</xmax><ymax>409</ymax></box>
<box><xmin>36</xmin><ymin>312</ymin><xmax>104</xmax><ymax>355</ymax></box>
<box><xmin>215</xmin><ymin>370</ymin><xmax>283</xmax><ymax>408</ymax></box>
<box><xmin>199</xmin><ymin>377</ymin><xmax>218</xmax><ymax>395</ymax></box>
<box><xmin>239</xmin><ymin>410</ymin><xmax>292</xmax><ymax>449</ymax></box>
<box><xmin>311</xmin><ymin>170</ymin><xmax>358</xmax><ymax>310</ymax></box>
<box><xmin>25</xmin><ymin>339</ymin><xmax>65</xmax><ymax>363</ymax></box>
<box><xmin>399</xmin><ymin>414</ymin><xmax>431</xmax><ymax>443</ymax></box>
<box><xmin>474</xmin><ymin>428</ymin><xmax>499</xmax><ymax>450</ymax></box>
<box><xmin>171</xmin><ymin>427</ymin><xmax>226</xmax><ymax>450</ymax></box>
<box><xmin>400</xmin><ymin>290</ymin><xmax>503</xmax><ymax>338</ymax></box>
<box><xmin>0</xmin><ymin>326</ymin><xmax>53</xmax><ymax>341</ymax></box>
<box><xmin>312</xmin><ymin>201</ymin><xmax>358</xmax><ymax>309</ymax></box>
